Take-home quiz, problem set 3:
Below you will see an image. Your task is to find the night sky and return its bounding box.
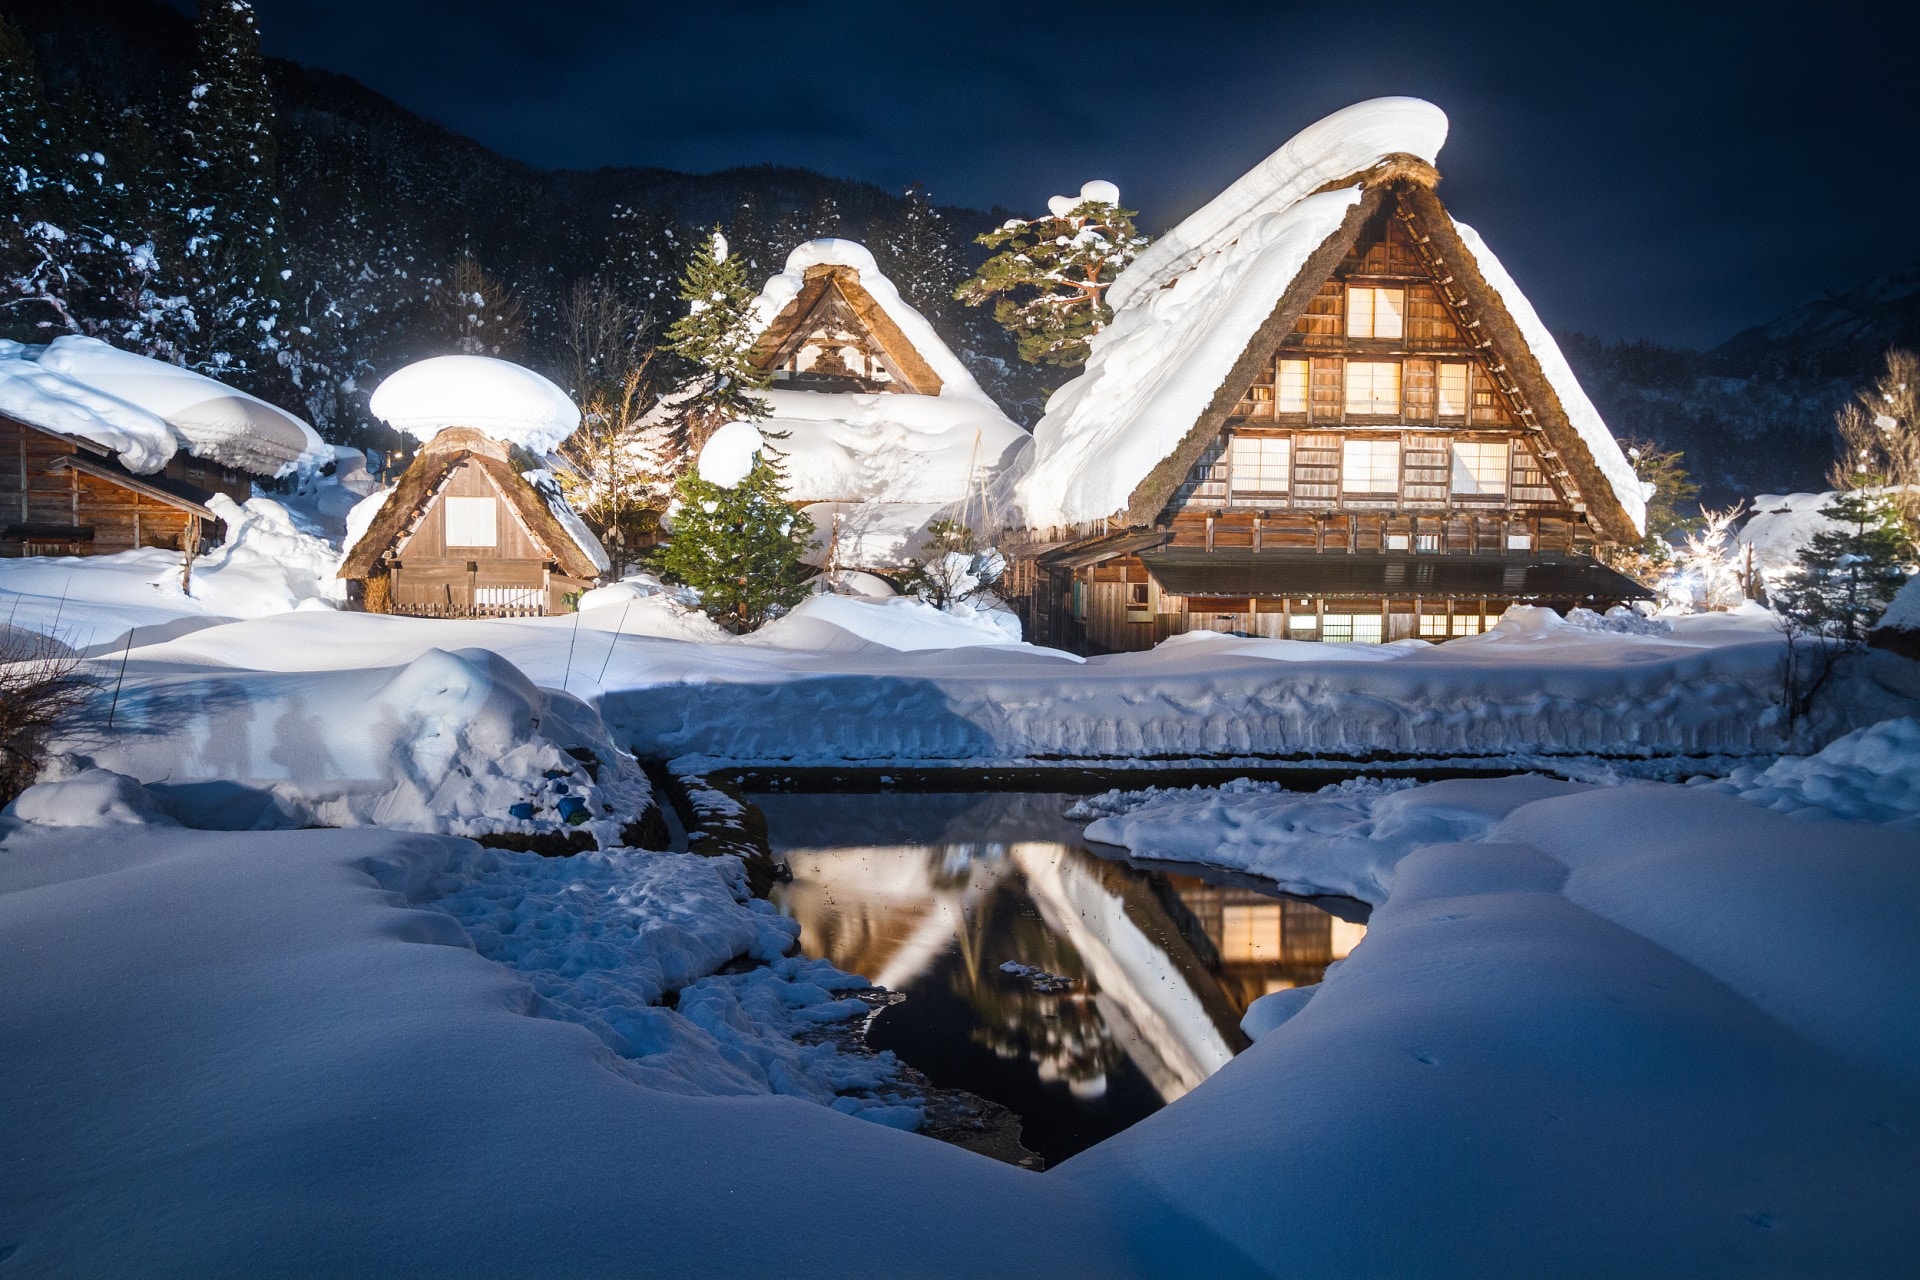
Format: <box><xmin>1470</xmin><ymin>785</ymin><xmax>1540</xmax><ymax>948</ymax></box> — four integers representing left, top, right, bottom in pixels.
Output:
<box><xmin>248</xmin><ymin>0</ymin><xmax>1917</xmax><ymax>349</ymax></box>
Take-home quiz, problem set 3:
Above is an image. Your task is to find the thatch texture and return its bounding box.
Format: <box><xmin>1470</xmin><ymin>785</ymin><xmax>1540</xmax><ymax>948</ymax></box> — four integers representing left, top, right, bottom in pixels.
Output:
<box><xmin>749</xmin><ymin>264</ymin><xmax>944</xmax><ymax>395</ymax></box>
<box><xmin>338</xmin><ymin>428</ymin><xmax>602</xmax><ymax>582</ymax></box>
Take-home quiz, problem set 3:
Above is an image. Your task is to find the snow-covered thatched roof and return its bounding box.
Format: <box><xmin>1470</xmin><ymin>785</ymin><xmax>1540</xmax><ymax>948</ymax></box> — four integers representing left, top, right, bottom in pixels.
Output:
<box><xmin>1014</xmin><ymin>97</ymin><xmax>1647</xmax><ymax>541</ymax></box>
<box><xmin>0</xmin><ymin>337</ymin><xmax>327</xmax><ymax>478</ymax></box>
<box><xmin>369</xmin><ymin>355</ymin><xmax>581</xmax><ymax>455</ymax></box>
<box><xmin>699</xmin><ymin>240</ymin><xmax>1028</xmax><ymax>513</ymax></box>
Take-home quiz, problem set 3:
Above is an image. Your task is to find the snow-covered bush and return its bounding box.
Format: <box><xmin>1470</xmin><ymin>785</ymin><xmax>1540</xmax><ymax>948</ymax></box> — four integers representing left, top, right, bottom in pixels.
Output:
<box><xmin>1661</xmin><ymin>503</ymin><xmax>1749</xmax><ymax>612</ymax></box>
<box><xmin>895</xmin><ymin>519</ymin><xmax>1005</xmax><ymax>610</ymax></box>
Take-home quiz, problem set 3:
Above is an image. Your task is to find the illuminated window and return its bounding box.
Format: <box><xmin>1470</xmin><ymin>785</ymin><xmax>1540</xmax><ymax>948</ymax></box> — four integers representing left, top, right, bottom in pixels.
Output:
<box><xmin>1346</xmin><ymin>285</ymin><xmax>1406</xmax><ymax>339</ymax></box>
<box><xmin>443</xmin><ymin>496</ymin><xmax>498</xmax><ymax>547</ymax></box>
<box><xmin>1451</xmin><ymin>613</ymin><xmax>1485</xmax><ymax>636</ymax></box>
<box><xmin>1276</xmin><ymin>359</ymin><xmax>1310</xmax><ymax>413</ymax></box>
<box><xmin>1228</xmin><ymin>434</ymin><xmax>1290</xmax><ymax>504</ymax></box>
<box><xmin>1287</xmin><ymin>613</ymin><xmax>1317</xmax><ymax>632</ymax></box>
<box><xmin>1419</xmin><ymin>614</ymin><xmax>1450</xmax><ymax>637</ymax></box>
<box><xmin>1437</xmin><ymin>362</ymin><xmax>1469</xmax><ymax>417</ymax></box>
<box><xmin>1321</xmin><ymin>613</ymin><xmax>1385</xmax><ymax>644</ymax></box>
<box><xmin>1342</xmin><ymin>437</ymin><xmax>1401</xmax><ymax>493</ymax></box>
<box><xmin>1344</xmin><ymin>361</ymin><xmax>1401</xmax><ymax>416</ymax></box>
<box><xmin>1451</xmin><ymin>440</ymin><xmax>1509</xmax><ymax>495</ymax></box>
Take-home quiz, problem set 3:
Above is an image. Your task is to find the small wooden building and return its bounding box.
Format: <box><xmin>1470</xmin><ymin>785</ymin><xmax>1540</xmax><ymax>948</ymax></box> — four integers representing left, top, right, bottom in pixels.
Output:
<box><xmin>0</xmin><ymin>337</ymin><xmax>323</xmax><ymax>557</ymax></box>
<box><xmin>339</xmin><ymin>427</ymin><xmax>603</xmax><ymax>617</ymax></box>
<box><xmin>1006</xmin><ymin>99</ymin><xmax>1653</xmax><ymax>653</ymax></box>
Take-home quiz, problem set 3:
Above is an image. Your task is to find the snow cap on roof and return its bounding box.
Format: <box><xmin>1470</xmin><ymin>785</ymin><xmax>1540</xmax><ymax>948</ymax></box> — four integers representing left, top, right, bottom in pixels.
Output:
<box><xmin>0</xmin><ymin>341</ymin><xmax>179</xmax><ymax>474</ymax></box>
<box><xmin>370</xmin><ymin>356</ymin><xmax>580</xmax><ymax>454</ymax></box>
<box><xmin>747</xmin><ymin>239</ymin><xmax>995</xmax><ymax>405</ymax></box>
<box><xmin>1016</xmin><ymin>96</ymin><xmax>1646</xmax><ymax>538</ymax></box>
<box><xmin>37</xmin><ymin>337</ymin><xmax>328</xmax><ymax>478</ymax></box>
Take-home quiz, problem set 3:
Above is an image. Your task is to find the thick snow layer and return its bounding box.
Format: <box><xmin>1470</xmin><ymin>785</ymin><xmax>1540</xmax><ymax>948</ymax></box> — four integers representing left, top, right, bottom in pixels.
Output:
<box><xmin>522</xmin><ymin>468</ymin><xmax>610</xmax><ymax>573</ymax></box>
<box><xmin>0</xmin><ymin>342</ymin><xmax>179</xmax><ymax>473</ymax></box>
<box><xmin>801</xmin><ymin>499</ymin><xmax>949</xmax><ymax>569</ymax></box>
<box><xmin>51</xmin><ymin>644</ymin><xmax>650</xmax><ymax>846</ymax></box>
<box><xmin>1880</xmin><ymin>573</ymin><xmax>1920</xmax><ymax>633</ymax></box>
<box><xmin>1017</xmin><ymin>187</ymin><xmax>1361</xmax><ymax>527</ymax></box>
<box><xmin>37</xmin><ymin>336</ymin><xmax>328</xmax><ymax>477</ymax></box>
<box><xmin>1737</xmin><ymin>489</ymin><xmax>1850</xmax><ymax>584</ymax></box>
<box><xmin>698</xmin><ymin>418</ymin><xmax>765</xmax><ymax>487</ymax></box>
<box><xmin>1451</xmin><ymin>223</ymin><xmax>1646</xmax><ymax>535</ymax></box>
<box><xmin>1058</xmin><ymin>778</ymin><xmax>1920</xmax><ymax>1274</ymax></box>
<box><xmin>5</xmin><ymin>767</ymin><xmax>176</xmax><ymax>827</ymax></box>
<box><xmin>698</xmin><ymin>239</ymin><xmax>1029</xmax><ymax>518</ymax></box>
<box><xmin>1018</xmin><ymin>97</ymin><xmax>1642</xmax><ymax>536</ymax></box>
<box><xmin>743</xmin><ymin>387</ymin><xmax>1029</xmax><ymax>508</ymax></box>
<box><xmin>0</xmin><ymin>823</ymin><xmax>1140</xmax><ymax>1276</ymax></box>
<box><xmin>1112</xmin><ymin>98</ymin><xmax>1448</xmax><ymax>311</ymax></box>
<box><xmin>748</xmin><ymin>593</ymin><xmax>1030</xmax><ymax>653</ymax></box>
<box><xmin>370</xmin><ymin>355</ymin><xmax>581</xmax><ymax>452</ymax></box>
<box><xmin>1700</xmin><ymin>715</ymin><xmax>1920</xmax><ymax>824</ymax></box>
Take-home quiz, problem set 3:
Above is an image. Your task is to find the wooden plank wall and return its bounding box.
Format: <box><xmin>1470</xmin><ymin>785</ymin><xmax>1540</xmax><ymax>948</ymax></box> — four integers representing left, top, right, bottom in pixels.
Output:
<box><xmin>0</xmin><ymin>417</ymin><xmax>197</xmax><ymax>555</ymax></box>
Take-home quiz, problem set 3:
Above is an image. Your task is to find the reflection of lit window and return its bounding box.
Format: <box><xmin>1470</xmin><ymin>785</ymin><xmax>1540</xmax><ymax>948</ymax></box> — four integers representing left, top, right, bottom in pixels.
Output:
<box><xmin>1221</xmin><ymin>904</ymin><xmax>1283</xmax><ymax>961</ymax></box>
<box><xmin>1330</xmin><ymin>919</ymin><xmax>1367</xmax><ymax>959</ymax></box>
<box><xmin>1322</xmin><ymin>614</ymin><xmax>1385</xmax><ymax>644</ymax></box>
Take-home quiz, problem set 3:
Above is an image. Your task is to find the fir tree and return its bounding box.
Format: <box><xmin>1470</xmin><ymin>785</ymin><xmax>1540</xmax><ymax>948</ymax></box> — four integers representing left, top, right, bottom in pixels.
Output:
<box><xmin>1775</xmin><ymin>491</ymin><xmax>1914</xmax><ymax>722</ymax></box>
<box><xmin>872</xmin><ymin>183</ymin><xmax>963</xmax><ymax>327</ymax></box>
<box><xmin>0</xmin><ymin>18</ymin><xmax>77</xmax><ymax>335</ymax></box>
<box><xmin>663</xmin><ymin>228</ymin><xmax>769</xmax><ymax>441</ymax></box>
<box><xmin>427</xmin><ymin>254</ymin><xmax>524</xmax><ymax>357</ymax></box>
<box><xmin>957</xmin><ymin>185</ymin><xmax>1148</xmax><ymax>368</ymax></box>
<box><xmin>657</xmin><ymin>450</ymin><xmax>814</xmax><ymax>633</ymax></box>
<box><xmin>180</xmin><ymin>0</ymin><xmax>285</xmax><ymax>381</ymax></box>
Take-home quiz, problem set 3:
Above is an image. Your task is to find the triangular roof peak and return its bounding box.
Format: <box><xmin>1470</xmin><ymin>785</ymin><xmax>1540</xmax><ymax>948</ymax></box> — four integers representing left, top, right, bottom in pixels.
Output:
<box><xmin>750</xmin><ymin>261</ymin><xmax>944</xmax><ymax>395</ymax></box>
<box><xmin>1016</xmin><ymin>99</ymin><xmax>1647</xmax><ymax>541</ymax></box>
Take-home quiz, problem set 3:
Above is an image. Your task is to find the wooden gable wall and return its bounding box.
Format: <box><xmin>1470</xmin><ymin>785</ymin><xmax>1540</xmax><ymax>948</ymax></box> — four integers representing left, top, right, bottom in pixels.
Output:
<box><xmin>0</xmin><ymin>415</ymin><xmax>208</xmax><ymax>556</ymax></box>
<box><xmin>395</xmin><ymin>458</ymin><xmax>549</xmax><ymax>562</ymax></box>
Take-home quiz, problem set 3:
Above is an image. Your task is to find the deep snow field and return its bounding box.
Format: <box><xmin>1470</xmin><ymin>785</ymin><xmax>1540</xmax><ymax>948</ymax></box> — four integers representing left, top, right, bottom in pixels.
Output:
<box><xmin>3</xmin><ymin>534</ymin><xmax>1919</xmax><ymax>1276</ymax></box>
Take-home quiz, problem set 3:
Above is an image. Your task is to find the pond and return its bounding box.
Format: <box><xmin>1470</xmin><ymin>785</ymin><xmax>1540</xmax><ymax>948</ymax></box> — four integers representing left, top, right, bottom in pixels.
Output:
<box><xmin>754</xmin><ymin>790</ymin><xmax>1369</xmax><ymax>1166</ymax></box>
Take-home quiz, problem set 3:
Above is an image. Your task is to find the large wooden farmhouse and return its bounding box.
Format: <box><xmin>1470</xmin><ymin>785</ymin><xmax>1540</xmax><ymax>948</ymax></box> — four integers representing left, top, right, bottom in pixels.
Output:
<box><xmin>0</xmin><ymin>337</ymin><xmax>325</xmax><ymax>557</ymax></box>
<box><xmin>1008</xmin><ymin>99</ymin><xmax>1652</xmax><ymax>652</ymax></box>
<box><xmin>341</xmin><ymin>357</ymin><xmax>606</xmax><ymax>617</ymax></box>
<box><xmin>696</xmin><ymin>240</ymin><xmax>1029</xmax><ymax>570</ymax></box>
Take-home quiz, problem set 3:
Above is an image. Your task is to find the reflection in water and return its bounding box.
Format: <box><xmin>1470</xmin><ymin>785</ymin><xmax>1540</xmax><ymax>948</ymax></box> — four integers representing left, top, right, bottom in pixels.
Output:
<box><xmin>756</xmin><ymin>792</ymin><xmax>1367</xmax><ymax>1164</ymax></box>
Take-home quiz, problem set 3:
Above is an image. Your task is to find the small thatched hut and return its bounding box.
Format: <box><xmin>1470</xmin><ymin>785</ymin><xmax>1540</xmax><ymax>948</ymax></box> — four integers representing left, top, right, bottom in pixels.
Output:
<box><xmin>340</xmin><ymin>357</ymin><xmax>605</xmax><ymax>617</ymax></box>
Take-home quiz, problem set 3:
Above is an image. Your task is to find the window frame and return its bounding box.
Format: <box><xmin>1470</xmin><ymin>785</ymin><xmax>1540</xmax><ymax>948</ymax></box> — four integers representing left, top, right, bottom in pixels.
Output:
<box><xmin>1343</xmin><ymin>359</ymin><xmax>1403</xmax><ymax>418</ymax></box>
<box><xmin>1227</xmin><ymin>433</ymin><xmax>1291</xmax><ymax>506</ymax></box>
<box><xmin>1341</xmin><ymin>437</ymin><xmax>1402</xmax><ymax>495</ymax></box>
<box><xmin>1451</xmin><ymin>439</ymin><xmax>1510</xmax><ymax>497</ymax></box>
<box><xmin>442</xmin><ymin>495</ymin><xmax>500</xmax><ymax>548</ymax></box>
<box><xmin>1275</xmin><ymin>358</ymin><xmax>1310</xmax><ymax>414</ymax></box>
<box><xmin>1345</xmin><ymin>284</ymin><xmax>1407</xmax><ymax>340</ymax></box>
<box><xmin>1436</xmin><ymin>361</ymin><xmax>1470</xmax><ymax>418</ymax></box>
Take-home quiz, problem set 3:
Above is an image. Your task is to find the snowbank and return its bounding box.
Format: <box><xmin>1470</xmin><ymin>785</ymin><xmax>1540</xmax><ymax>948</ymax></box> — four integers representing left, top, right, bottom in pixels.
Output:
<box><xmin>1700</xmin><ymin>716</ymin><xmax>1920</xmax><ymax>824</ymax></box>
<box><xmin>369</xmin><ymin>355</ymin><xmax>580</xmax><ymax>453</ymax></box>
<box><xmin>53</xmin><ymin>645</ymin><xmax>651</xmax><ymax>845</ymax></box>
<box><xmin>0</xmin><ymin>823</ymin><xmax>1138</xmax><ymax>1276</ymax></box>
<box><xmin>1738</xmin><ymin>490</ymin><xmax>1846</xmax><ymax>584</ymax></box>
<box><xmin>37</xmin><ymin>335</ymin><xmax>328</xmax><ymax>477</ymax></box>
<box><xmin>748</xmin><ymin>593</ymin><xmax>1030</xmax><ymax>653</ymax></box>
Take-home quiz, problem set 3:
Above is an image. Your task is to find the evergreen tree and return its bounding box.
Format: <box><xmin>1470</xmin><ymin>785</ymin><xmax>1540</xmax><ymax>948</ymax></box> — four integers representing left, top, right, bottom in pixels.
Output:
<box><xmin>180</xmin><ymin>0</ymin><xmax>285</xmax><ymax>380</ymax></box>
<box><xmin>807</xmin><ymin>191</ymin><xmax>842</xmax><ymax>239</ymax></box>
<box><xmin>0</xmin><ymin>17</ymin><xmax>78</xmax><ymax>335</ymax></box>
<box><xmin>604</xmin><ymin>202</ymin><xmax>684</xmax><ymax>341</ymax></box>
<box><xmin>957</xmin><ymin>184</ymin><xmax>1148</xmax><ymax>368</ymax></box>
<box><xmin>424</xmin><ymin>254</ymin><xmax>525</xmax><ymax>357</ymax></box>
<box><xmin>872</xmin><ymin>183</ymin><xmax>963</xmax><ymax>327</ymax></box>
<box><xmin>1597</xmin><ymin>436</ymin><xmax>1701</xmax><ymax>584</ymax></box>
<box><xmin>657</xmin><ymin>450</ymin><xmax>814</xmax><ymax>633</ymax></box>
<box><xmin>1775</xmin><ymin>492</ymin><xmax>1914</xmax><ymax>723</ymax></box>
<box><xmin>663</xmin><ymin>228</ymin><xmax>769</xmax><ymax>441</ymax></box>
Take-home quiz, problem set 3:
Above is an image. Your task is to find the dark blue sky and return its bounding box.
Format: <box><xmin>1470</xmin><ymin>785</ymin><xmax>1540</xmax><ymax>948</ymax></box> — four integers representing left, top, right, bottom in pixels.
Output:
<box><xmin>250</xmin><ymin>0</ymin><xmax>1917</xmax><ymax>348</ymax></box>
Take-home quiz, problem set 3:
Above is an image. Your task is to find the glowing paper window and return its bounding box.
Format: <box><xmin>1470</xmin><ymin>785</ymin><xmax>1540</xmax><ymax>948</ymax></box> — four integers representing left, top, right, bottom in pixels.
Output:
<box><xmin>1451</xmin><ymin>440</ymin><xmax>1509</xmax><ymax>495</ymax></box>
<box><xmin>1228</xmin><ymin>434</ymin><xmax>1290</xmax><ymax>504</ymax></box>
<box><xmin>1346</xmin><ymin>286</ymin><xmax>1406</xmax><ymax>339</ymax></box>
<box><xmin>1344</xmin><ymin>361</ymin><xmax>1402</xmax><ymax>416</ymax></box>
<box><xmin>443</xmin><ymin>496</ymin><xmax>498</xmax><ymax>547</ymax></box>
<box><xmin>1437</xmin><ymin>362</ymin><xmax>1469</xmax><ymax>417</ymax></box>
<box><xmin>1342</xmin><ymin>438</ymin><xmax>1401</xmax><ymax>493</ymax></box>
<box><xmin>1276</xmin><ymin>359</ymin><xmax>1310</xmax><ymax>413</ymax></box>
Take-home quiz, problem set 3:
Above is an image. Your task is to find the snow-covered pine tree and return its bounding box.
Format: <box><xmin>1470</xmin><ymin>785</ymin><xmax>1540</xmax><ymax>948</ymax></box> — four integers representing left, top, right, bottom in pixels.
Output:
<box><xmin>0</xmin><ymin>17</ymin><xmax>78</xmax><ymax>335</ymax></box>
<box><xmin>663</xmin><ymin>228</ymin><xmax>769</xmax><ymax>444</ymax></box>
<box><xmin>1775</xmin><ymin>491</ymin><xmax>1915</xmax><ymax>722</ymax></box>
<box><xmin>180</xmin><ymin>0</ymin><xmax>285</xmax><ymax>382</ymax></box>
<box><xmin>872</xmin><ymin>183</ymin><xmax>963</xmax><ymax>328</ymax></box>
<box><xmin>956</xmin><ymin>181</ymin><xmax>1148</xmax><ymax>368</ymax></box>
<box><xmin>657</xmin><ymin>449</ymin><xmax>814</xmax><ymax>633</ymax></box>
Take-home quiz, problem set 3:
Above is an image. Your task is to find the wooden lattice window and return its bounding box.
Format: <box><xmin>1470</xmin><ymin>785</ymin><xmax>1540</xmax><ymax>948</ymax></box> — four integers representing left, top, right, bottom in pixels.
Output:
<box><xmin>1228</xmin><ymin>434</ymin><xmax>1290</xmax><ymax>506</ymax></box>
<box><xmin>1342</xmin><ymin>438</ymin><xmax>1401</xmax><ymax>494</ymax></box>
<box><xmin>1346</xmin><ymin>286</ymin><xmax>1406</xmax><ymax>339</ymax></box>
<box><xmin>1344</xmin><ymin>361</ymin><xmax>1402</xmax><ymax>417</ymax></box>
<box><xmin>1452</xmin><ymin>440</ymin><xmax>1509</xmax><ymax>496</ymax></box>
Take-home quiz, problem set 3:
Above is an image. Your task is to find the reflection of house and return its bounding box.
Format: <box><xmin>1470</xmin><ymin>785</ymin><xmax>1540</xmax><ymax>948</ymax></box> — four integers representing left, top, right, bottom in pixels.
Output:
<box><xmin>699</xmin><ymin>240</ymin><xmax>1029</xmax><ymax>570</ymax></box>
<box><xmin>0</xmin><ymin>336</ymin><xmax>325</xmax><ymax>556</ymax></box>
<box><xmin>1007</xmin><ymin>99</ymin><xmax>1651</xmax><ymax>653</ymax></box>
<box><xmin>1160</xmin><ymin>880</ymin><xmax>1366</xmax><ymax>1008</ymax></box>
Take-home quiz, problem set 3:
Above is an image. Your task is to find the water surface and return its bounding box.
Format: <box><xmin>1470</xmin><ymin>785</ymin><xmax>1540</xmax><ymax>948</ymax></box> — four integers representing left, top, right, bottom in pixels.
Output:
<box><xmin>756</xmin><ymin>791</ymin><xmax>1367</xmax><ymax>1164</ymax></box>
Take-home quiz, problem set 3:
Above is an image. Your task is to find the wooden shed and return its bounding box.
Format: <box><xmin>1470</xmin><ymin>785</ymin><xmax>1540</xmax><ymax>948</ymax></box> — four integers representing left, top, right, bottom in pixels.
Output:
<box><xmin>0</xmin><ymin>411</ymin><xmax>232</xmax><ymax>556</ymax></box>
<box><xmin>339</xmin><ymin>427</ymin><xmax>604</xmax><ymax>617</ymax></box>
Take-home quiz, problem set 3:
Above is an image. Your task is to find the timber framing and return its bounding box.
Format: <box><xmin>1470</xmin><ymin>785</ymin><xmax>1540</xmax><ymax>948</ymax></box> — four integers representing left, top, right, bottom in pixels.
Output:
<box><xmin>748</xmin><ymin>263</ymin><xmax>944</xmax><ymax>395</ymax></box>
<box><xmin>338</xmin><ymin>427</ymin><xmax>601</xmax><ymax>583</ymax></box>
<box><xmin>47</xmin><ymin>454</ymin><xmax>219</xmax><ymax>520</ymax></box>
<box><xmin>1119</xmin><ymin>164</ymin><xmax>1641</xmax><ymax>542</ymax></box>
